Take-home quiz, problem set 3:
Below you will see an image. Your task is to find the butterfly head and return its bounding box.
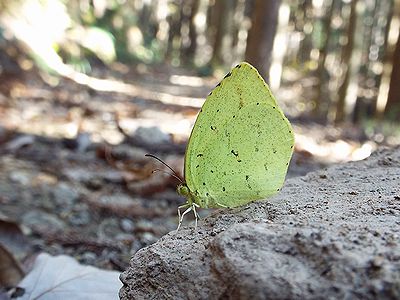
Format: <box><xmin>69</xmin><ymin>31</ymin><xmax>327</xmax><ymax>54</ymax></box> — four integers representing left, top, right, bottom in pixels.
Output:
<box><xmin>177</xmin><ymin>183</ymin><xmax>191</xmax><ymax>199</ymax></box>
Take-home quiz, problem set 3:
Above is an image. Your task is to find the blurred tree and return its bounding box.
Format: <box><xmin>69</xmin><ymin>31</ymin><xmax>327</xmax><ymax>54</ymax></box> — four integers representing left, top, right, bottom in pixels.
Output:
<box><xmin>209</xmin><ymin>0</ymin><xmax>234</xmax><ymax>66</ymax></box>
<box><xmin>297</xmin><ymin>0</ymin><xmax>314</xmax><ymax>65</ymax></box>
<box><xmin>166</xmin><ymin>1</ymin><xmax>184</xmax><ymax>62</ymax></box>
<box><xmin>0</xmin><ymin>40</ymin><xmax>25</xmax><ymax>96</ymax></box>
<box><xmin>181</xmin><ymin>0</ymin><xmax>200</xmax><ymax>65</ymax></box>
<box><xmin>230</xmin><ymin>0</ymin><xmax>246</xmax><ymax>63</ymax></box>
<box><xmin>385</xmin><ymin>24</ymin><xmax>400</xmax><ymax>120</ymax></box>
<box><xmin>166</xmin><ymin>1</ymin><xmax>182</xmax><ymax>61</ymax></box>
<box><xmin>245</xmin><ymin>0</ymin><xmax>281</xmax><ymax>81</ymax></box>
<box><xmin>352</xmin><ymin>0</ymin><xmax>394</xmax><ymax>123</ymax></box>
<box><xmin>335</xmin><ymin>0</ymin><xmax>358</xmax><ymax>123</ymax></box>
<box><xmin>314</xmin><ymin>0</ymin><xmax>334</xmax><ymax>120</ymax></box>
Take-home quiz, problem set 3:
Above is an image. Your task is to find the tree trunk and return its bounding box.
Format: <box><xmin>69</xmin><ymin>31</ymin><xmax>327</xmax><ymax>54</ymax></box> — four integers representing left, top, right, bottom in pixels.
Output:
<box><xmin>313</xmin><ymin>0</ymin><xmax>334</xmax><ymax>120</ymax></box>
<box><xmin>385</xmin><ymin>24</ymin><xmax>400</xmax><ymax>120</ymax></box>
<box><xmin>297</xmin><ymin>0</ymin><xmax>313</xmax><ymax>65</ymax></box>
<box><xmin>209</xmin><ymin>0</ymin><xmax>226</xmax><ymax>66</ymax></box>
<box><xmin>181</xmin><ymin>0</ymin><xmax>200</xmax><ymax>65</ymax></box>
<box><xmin>335</xmin><ymin>0</ymin><xmax>358</xmax><ymax>123</ymax></box>
<box><xmin>245</xmin><ymin>0</ymin><xmax>281</xmax><ymax>81</ymax></box>
<box><xmin>166</xmin><ymin>1</ymin><xmax>183</xmax><ymax>61</ymax></box>
<box><xmin>352</xmin><ymin>0</ymin><xmax>377</xmax><ymax>123</ymax></box>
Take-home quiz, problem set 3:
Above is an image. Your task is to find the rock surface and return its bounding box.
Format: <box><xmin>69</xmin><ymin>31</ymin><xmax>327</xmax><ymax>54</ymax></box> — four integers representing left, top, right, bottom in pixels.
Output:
<box><xmin>119</xmin><ymin>147</ymin><xmax>400</xmax><ymax>299</ymax></box>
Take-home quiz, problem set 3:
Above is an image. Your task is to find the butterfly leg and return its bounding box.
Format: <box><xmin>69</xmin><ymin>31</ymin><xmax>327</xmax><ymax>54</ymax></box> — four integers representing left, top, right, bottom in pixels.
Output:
<box><xmin>192</xmin><ymin>203</ymin><xmax>200</xmax><ymax>229</ymax></box>
<box><xmin>177</xmin><ymin>203</ymin><xmax>190</xmax><ymax>222</ymax></box>
<box><xmin>216</xmin><ymin>202</ymin><xmax>228</xmax><ymax>208</ymax></box>
<box><xmin>176</xmin><ymin>203</ymin><xmax>192</xmax><ymax>232</ymax></box>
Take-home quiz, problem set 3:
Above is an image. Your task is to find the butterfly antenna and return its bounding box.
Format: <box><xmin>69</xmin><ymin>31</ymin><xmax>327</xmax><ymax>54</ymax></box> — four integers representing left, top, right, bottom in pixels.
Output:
<box><xmin>145</xmin><ymin>154</ymin><xmax>183</xmax><ymax>183</ymax></box>
<box><xmin>152</xmin><ymin>168</ymin><xmax>183</xmax><ymax>183</ymax></box>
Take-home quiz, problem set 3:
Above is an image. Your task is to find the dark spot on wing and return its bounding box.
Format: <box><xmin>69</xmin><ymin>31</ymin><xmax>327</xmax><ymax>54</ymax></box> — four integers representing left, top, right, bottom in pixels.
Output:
<box><xmin>211</xmin><ymin>170</ymin><xmax>214</xmax><ymax>173</ymax></box>
<box><xmin>237</xmin><ymin>64</ymin><xmax>241</xmax><ymax>68</ymax></box>
<box><xmin>231</xmin><ymin>150</ymin><xmax>238</xmax><ymax>157</ymax></box>
<box><xmin>245</xmin><ymin>175</ymin><xmax>249</xmax><ymax>180</ymax></box>
<box><xmin>273</xmin><ymin>106</ymin><xmax>276</xmax><ymax>109</ymax></box>
<box><xmin>203</xmin><ymin>182</ymin><xmax>206</xmax><ymax>185</ymax></box>
<box><xmin>255</xmin><ymin>147</ymin><xmax>259</xmax><ymax>152</ymax></box>
<box><xmin>273</xmin><ymin>149</ymin><xmax>277</xmax><ymax>154</ymax></box>
<box><xmin>256</xmin><ymin>102</ymin><xmax>259</xmax><ymax>105</ymax></box>
<box><xmin>217</xmin><ymin>109</ymin><xmax>219</xmax><ymax>112</ymax></box>
<box><xmin>222</xmin><ymin>187</ymin><xmax>225</xmax><ymax>191</ymax></box>
<box><xmin>239</xmin><ymin>99</ymin><xmax>244</xmax><ymax>109</ymax></box>
<box><xmin>211</xmin><ymin>125</ymin><xmax>217</xmax><ymax>131</ymax></box>
<box><xmin>224</xmin><ymin>72</ymin><xmax>232</xmax><ymax>79</ymax></box>
<box><xmin>196</xmin><ymin>165</ymin><xmax>199</xmax><ymax>168</ymax></box>
<box><xmin>197</xmin><ymin>154</ymin><xmax>203</xmax><ymax>157</ymax></box>
<box><xmin>216</xmin><ymin>82</ymin><xmax>221</xmax><ymax>87</ymax></box>
<box><xmin>206</xmin><ymin>192</ymin><xmax>209</xmax><ymax>196</ymax></box>
<box><xmin>225</xmin><ymin>130</ymin><xmax>230</xmax><ymax>137</ymax></box>
<box><xmin>238</xmin><ymin>160</ymin><xmax>242</xmax><ymax>163</ymax></box>
<box><xmin>233</xmin><ymin>115</ymin><xmax>236</xmax><ymax>118</ymax></box>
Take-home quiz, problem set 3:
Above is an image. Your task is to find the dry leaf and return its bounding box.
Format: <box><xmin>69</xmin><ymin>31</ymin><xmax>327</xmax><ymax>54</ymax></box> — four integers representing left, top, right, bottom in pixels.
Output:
<box><xmin>0</xmin><ymin>245</ymin><xmax>24</xmax><ymax>288</ymax></box>
<box><xmin>17</xmin><ymin>253</ymin><xmax>121</xmax><ymax>300</ymax></box>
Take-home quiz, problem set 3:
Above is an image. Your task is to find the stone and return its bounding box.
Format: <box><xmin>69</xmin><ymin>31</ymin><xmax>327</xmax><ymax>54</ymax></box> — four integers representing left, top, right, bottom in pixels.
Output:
<box><xmin>134</xmin><ymin>126</ymin><xmax>170</xmax><ymax>146</ymax></box>
<box><xmin>120</xmin><ymin>219</ymin><xmax>135</xmax><ymax>233</ymax></box>
<box><xmin>120</xmin><ymin>146</ymin><xmax>400</xmax><ymax>299</ymax></box>
<box><xmin>22</xmin><ymin>211</ymin><xmax>65</xmax><ymax>234</ymax></box>
<box><xmin>52</xmin><ymin>182</ymin><xmax>80</xmax><ymax>207</ymax></box>
<box><xmin>8</xmin><ymin>171</ymin><xmax>31</xmax><ymax>186</ymax></box>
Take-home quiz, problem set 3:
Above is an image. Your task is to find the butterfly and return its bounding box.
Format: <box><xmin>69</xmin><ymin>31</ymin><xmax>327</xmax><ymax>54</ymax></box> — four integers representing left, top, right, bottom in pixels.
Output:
<box><xmin>148</xmin><ymin>62</ymin><xmax>294</xmax><ymax>230</ymax></box>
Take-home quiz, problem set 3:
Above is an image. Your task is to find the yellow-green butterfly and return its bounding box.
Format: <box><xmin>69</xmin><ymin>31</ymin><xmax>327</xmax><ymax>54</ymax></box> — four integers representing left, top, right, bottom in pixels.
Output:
<box><xmin>148</xmin><ymin>62</ymin><xmax>294</xmax><ymax>230</ymax></box>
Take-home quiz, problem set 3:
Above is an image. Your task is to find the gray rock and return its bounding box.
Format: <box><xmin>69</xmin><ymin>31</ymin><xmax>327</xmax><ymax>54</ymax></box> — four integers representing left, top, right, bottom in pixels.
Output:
<box><xmin>5</xmin><ymin>135</ymin><xmax>35</xmax><ymax>151</ymax></box>
<box><xmin>111</xmin><ymin>145</ymin><xmax>148</xmax><ymax>161</ymax></box>
<box><xmin>120</xmin><ymin>219</ymin><xmax>135</xmax><ymax>233</ymax></box>
<box><xmin>68</xmin><ymin>204</ymin><xmax>91</xmax><ymax>226</ymax></box>
<box><xmin>22</xmin><ymin>210</ymin><xmax>66</xmax><ymax>234</ymax></box>
<box><xmin>120</xmin><ymin>147</ymin><xmax>400</xmax><ymax>300</ymax></box>
<box><xmin>52</xmin><ymin>182</ymin><xmax>80</xmax><ymax>207</ymax></box>
<box><xmin>63</xmin><ymin>168</ymin><xmax>95</xmax><ymax>183</ymax></box>
<box><xmin>134</xmin><ymin>126</ymin><xmax>170</xmax><ymax>145</ymax></box>
<box><xmin>8</xmin><ymin>170</ymin><xmax>31</xmax><ymax>186</ymax></box>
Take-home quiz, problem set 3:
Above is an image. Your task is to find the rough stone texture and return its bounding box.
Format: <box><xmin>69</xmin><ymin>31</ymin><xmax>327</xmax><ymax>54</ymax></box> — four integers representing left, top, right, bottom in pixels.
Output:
<box><xmin>120</xmin><ymin>147</ymin><xmax>400</xmax><ymax>299</ymax></box>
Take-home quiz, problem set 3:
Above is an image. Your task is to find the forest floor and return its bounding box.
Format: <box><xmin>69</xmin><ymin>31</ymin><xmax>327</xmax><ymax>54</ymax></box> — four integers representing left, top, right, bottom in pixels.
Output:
<box><xmin>0</xmin><ymin>62</ymin><xmax>399</xmax><ymax>279</ymax></box>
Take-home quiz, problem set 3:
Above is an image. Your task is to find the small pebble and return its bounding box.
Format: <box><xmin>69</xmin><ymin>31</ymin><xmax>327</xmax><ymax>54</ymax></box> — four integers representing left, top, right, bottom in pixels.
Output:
<box><xmin>120</xmin><ymin>219</ymin><xmax>135</xmax><ymax>232</ymax></box>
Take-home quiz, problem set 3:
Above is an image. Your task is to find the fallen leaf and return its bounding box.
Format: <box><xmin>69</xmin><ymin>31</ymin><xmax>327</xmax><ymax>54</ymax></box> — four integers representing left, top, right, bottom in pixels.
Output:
<box><xmin>0</xmin><ymin>244</ymin><xmax>24</xmax><ymax>288</ymax></box>
<box><xmin>17</xmin><ymin>253</ymin><xmax>121</xmax><ymax>300</ymax></box>
<box><xmin>0</xmin><ymin>217</ymin><xmax>31</xmax><ymax>260</ymax></box>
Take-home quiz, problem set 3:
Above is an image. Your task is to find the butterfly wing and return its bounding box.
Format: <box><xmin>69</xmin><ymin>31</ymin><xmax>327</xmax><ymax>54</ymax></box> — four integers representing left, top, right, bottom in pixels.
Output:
<box><xmin>184</xmin><ymin>62</ymin><xmax>294</xmax><ymax>208</ymax></box>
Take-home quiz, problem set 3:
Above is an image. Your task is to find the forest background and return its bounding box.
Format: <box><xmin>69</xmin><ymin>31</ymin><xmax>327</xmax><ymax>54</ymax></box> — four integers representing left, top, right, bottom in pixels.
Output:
<box><xmin>2</xmin><ymin>0</ymin><xmax>400</xmax><ymax>125</ymax></box>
